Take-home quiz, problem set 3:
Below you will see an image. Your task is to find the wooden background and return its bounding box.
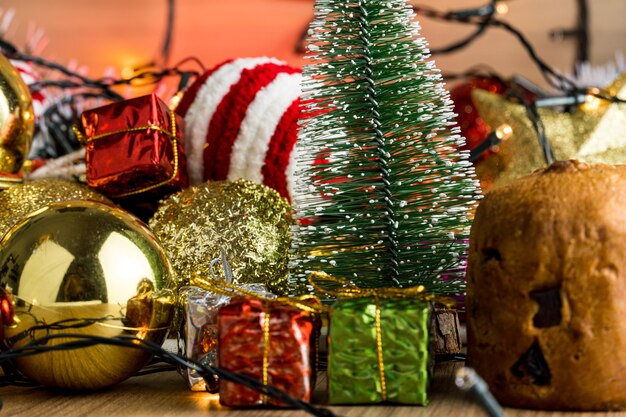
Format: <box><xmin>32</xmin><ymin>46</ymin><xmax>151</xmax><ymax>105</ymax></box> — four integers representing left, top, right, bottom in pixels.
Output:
<box><xmin>2</xmin><ymin>0</ymin><xmax>626</xmax><ymax>91</ymax></box>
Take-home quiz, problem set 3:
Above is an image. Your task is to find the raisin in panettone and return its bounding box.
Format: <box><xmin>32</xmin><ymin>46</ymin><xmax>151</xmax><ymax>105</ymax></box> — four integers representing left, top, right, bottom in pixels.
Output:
<box><xmin>467</xmin><ymin>160</ymin><xmax>626</xmax><ymax>410</ymax></box>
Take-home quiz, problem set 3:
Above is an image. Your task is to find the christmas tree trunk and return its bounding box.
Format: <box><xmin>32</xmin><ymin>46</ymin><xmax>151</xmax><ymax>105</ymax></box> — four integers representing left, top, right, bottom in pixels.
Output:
<box><xmin>291</xmin><ymin>0</ymin><xmax>481</xmax><ymax>295</ymax></box>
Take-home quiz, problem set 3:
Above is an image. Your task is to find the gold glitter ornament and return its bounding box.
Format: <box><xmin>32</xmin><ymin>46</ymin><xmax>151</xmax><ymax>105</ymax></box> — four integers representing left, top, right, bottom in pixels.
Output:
<box><xmin>0</xmin><ymin>54</ymin><xmax>35</xmax><ymax>173</ymax></box>
<box><xmin>0</xmin><ymin>200</ymin><xmax>175</xmax><ymax>390</ymax></box>
<box><xmin>472</xmin><ymin>73</ymin><xmax>626</xmax><ymax>188</ymax></box>
<box><xmin>0</xmin><ymin>178</ymin><xmax>111</xmax><ymax>239</ymax></box>
<box><xmin>149</xmin><ymin>179</ymin><xmax>293</xmax><ymax>295</ymax></box>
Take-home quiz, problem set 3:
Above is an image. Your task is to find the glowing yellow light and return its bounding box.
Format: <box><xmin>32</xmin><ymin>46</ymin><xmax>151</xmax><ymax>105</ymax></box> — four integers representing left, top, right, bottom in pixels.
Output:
<box><xmin>136</xmin><ymin>327</ymin><xmax>148</xmax><ymax>340</ymax></box>
<box><xmin>582</xmin><ymin>89</ymin><xmax>602</xmax><ymax>112</ymax></box>
<box><xmin>195</xmin><ymin>392</ymin><xmax>223</xmax><ymax>410</ymax></box>
<box><xmin>495</xmin><ymin>1</ymin><xmax>509</xmax><ymax>15</ymax></box>
<box><xmin>121</xmin><ymin>67</ymin><xmax>135</xmax><ymax>79</ymax></box>
<box><xmin>495</xmin><ymin>124</ymin><xmax>513</xmax><ymax>140</ymax></box>
<box><xmin>169</xmin><ymin>92</ymin><xmax>184</xmax><ymax>111</ymax></box>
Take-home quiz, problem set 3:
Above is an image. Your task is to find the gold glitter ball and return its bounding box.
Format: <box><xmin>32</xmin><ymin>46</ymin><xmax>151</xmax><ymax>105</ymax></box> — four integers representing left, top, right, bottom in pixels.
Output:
<box><xmin>149</xmin><ymin>179</ymin><xmax>293</xmax><ymax>295</ymax></box>
<box><xmin>0</xmin><ymin>178</ymin><xmax>111</xmax><ymax>239</ymax></box>
<box><xmin>472</xmin><ymin>73</ymin><xmax>626</xmax><ymax>189</ymax></box>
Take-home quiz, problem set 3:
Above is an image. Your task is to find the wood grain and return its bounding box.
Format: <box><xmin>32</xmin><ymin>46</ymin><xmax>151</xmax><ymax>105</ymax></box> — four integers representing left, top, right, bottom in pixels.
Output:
<box><xmin>2</xmin><ymin>361</ymin><xmax>625</xmax><ymax>416</ymax></box>
<box><xmin>430</xmin><ymin>308</ymin><xmax>462</xmax><ymax>354</ymax></box>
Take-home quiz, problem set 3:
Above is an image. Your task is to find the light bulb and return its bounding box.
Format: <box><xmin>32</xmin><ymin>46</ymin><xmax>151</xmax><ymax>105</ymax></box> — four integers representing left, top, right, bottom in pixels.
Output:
<box><xmin>582</xmin><ymin>88</ymin><xmax>602</xmax><ymax>112</ymax></box>
<box><xmin>495</xmin><ymin>1</ymin><xmax>509</xmax><ymax>15</ymax></box>
<box><xmin>495</xmin><ymin>124</ymin><xmax>513</xmax><ymax>141</ymax></box>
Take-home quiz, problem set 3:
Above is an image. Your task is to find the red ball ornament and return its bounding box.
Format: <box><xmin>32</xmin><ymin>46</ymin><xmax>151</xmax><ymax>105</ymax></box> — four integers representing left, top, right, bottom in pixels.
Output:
<box><xmin>176</xmin><ymin>58</ymin><xmax>301</xmax><ymax>201</ymax></box>
<box><xmin>451</xmin><ymin>77</ymin><xmax>506</xmax><ymax>158</ymax></box>
<box><xmin>0</xmin><ymin>287</ymin><xmax>14</xmax><ymax>341</ymax></box>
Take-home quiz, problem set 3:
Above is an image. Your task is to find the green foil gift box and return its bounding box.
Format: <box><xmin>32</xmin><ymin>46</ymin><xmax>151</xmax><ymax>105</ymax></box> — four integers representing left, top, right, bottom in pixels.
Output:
<box><xmin>327</xmin><ymin>294</ymin><xmax>432</xmax><ymax>404</ymax></box>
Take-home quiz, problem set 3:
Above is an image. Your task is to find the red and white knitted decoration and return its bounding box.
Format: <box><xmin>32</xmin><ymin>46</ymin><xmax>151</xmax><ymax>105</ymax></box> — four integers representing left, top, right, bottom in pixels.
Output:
<box><xmin>176</xmin><ymin>57</ymin><xmax>301</xmax><ymax>201</ymax></box>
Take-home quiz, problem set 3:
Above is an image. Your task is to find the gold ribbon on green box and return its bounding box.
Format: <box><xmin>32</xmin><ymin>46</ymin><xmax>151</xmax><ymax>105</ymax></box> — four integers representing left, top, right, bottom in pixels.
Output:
<box><xmin>309</xmin><ymin>271</ymin><xmax>446</xmax><ymax>405</ymax></box>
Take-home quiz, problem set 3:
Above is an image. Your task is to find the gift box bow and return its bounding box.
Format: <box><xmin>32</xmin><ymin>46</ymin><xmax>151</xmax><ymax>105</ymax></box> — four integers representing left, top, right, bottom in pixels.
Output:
<box><xmin>307</xmin><ymin>271</ymin><xmax>454</xmax><ymax>305</ymax></box>
<box><xmin>192</xmin><ymin>272</ymin><xmax>326</xmax><ymax>314</ymax></box>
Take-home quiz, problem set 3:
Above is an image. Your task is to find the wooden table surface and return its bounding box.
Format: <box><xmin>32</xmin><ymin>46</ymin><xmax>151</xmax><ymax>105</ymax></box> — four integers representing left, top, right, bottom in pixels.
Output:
<box><xmin>1</xmin><ymin>361</ymin><xmax>624</xmax><ymax>417</ymax></box>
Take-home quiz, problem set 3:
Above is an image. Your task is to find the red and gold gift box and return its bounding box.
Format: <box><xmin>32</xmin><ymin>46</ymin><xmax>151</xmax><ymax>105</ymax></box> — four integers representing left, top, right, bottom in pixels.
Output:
<box><xmin>78</xmin><ymin>93</ymin><xmax>188</xmax><ymax>199</ymax></box>
<box><xmin>218</xmin><ymin>297</ymin><xmax>318</xmax><ymax>407</ymax></box>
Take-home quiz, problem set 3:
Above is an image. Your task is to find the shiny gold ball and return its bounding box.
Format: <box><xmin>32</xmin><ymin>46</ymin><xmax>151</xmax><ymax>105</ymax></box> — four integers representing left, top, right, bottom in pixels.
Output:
<box><xmin>0</xmin><ymin>178</ymin><xmax>111</xmax><ymax>240</ymax></box>
<box><xmin>150</xmin><ymin>179</ymin><xmax>293</xmax><ymax>295</ymax></box>
<box><xmin>0</xmin><ymin>54</ymin><xmax>35</xmax><ymax>173</ymax></box>
<box><xmin>0</xmin><ymin>200</ymin><xmax>175</xmax><ymax>390</ymax></box>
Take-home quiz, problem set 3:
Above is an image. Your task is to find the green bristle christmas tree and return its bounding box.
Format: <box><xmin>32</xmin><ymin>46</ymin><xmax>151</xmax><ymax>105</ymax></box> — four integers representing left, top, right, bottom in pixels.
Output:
<box><xmin>291</xmin><ymin>0</ymin><xmax>482</xmax><ymax>295</ymax></box>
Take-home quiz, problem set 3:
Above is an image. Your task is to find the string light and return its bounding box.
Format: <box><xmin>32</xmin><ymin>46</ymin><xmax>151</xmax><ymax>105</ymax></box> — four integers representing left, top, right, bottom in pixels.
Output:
<box><xmin>0</xmin><ymin>35</ymin><xmax>204</xmax><ymax>159</ymax></box>
<box><xmin>582</xmin><ymin>87</ymin><xmax>602</xmax><ymax>111</ymax></box>
<box><xmin>120</xmin><ymin>66</ymin><xmax>136</xmax><ymax>79</ymax></box>
<box><xmin>495</xmin><ymin>124</ymin><xmax>513</xmax><ymax>140</ymax></box>
<box><xmin>495</xmin><ymin>1</ymin><xmax>509</xmax><ymax>16</ymax></box>
<box><xmin>413</xmin><ymin>0</ymin><xmax>626</xmax><ymax>165</ymax></box>
<box><xmin>168</xmin><ymin>90</ymin><xmax>184</xmax><ymax>111</ymax></box>
<box><xmin>469</xmin><ymin>124</ymin><xmax>512</xmax><ymax>162</ymax></box>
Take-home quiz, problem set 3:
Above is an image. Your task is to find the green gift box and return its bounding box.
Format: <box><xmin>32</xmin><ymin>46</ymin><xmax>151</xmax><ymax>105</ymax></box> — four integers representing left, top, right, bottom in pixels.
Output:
<box><xmin>327</xmin><ymin>296</ymin><xmax>432</xmax><ymax>404</ymax></box>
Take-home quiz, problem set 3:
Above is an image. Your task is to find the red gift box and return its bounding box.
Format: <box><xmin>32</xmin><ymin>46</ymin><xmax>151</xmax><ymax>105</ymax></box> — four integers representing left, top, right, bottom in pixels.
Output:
<box><xmin>218</xmin><ymin>297</ymin><xmax>317</xmax><ymax>407</ymax></box>
<box><xmin>78</xmin><ymin>93</ymin><xmax>188</xmax><ymax>199</ymax></box>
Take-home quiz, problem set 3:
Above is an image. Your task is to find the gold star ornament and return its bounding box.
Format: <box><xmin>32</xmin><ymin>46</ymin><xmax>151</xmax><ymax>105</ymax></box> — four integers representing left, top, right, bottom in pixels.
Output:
<box><xmin>472</xmin><ymin>74</ymin><xmax>626</xmax><ymax>188</ymax></box>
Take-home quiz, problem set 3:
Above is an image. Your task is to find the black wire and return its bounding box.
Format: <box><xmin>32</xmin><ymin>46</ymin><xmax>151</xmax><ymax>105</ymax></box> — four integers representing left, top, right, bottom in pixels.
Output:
<box><xmin>133</xmin><ymin>365</ymin><xmax>178</xmax><ymax>377</ymax></box>
<box><xmin>436</xmin><ymin>353</ymin><xmax>467</xmax><ymax>362</ymax></box>
<box><xmin>0</xmin><ymin>33</ymin><xmax>204</xmax><ymax>160</ymax></box>
<box><xmin>7</xmin><ymin>316</ymin><xmax>116</xmax><ymax>345</ymax></box>
<box><xmin>0</xmin><ymin>36</ymin><xmax>202</xmax><ymax>96</ymax></box>
<box><xmin>0</xmin><ymin>334</ymin><xmax>338</xmax><ymax>417</ymax></box>
<box><xmin>489</xmin><ymin>18</ymin><xmax>577</xmax><ymax>93</ymax></box>
<box><xmin>524</xmin><ymin>100</ymin><xmax>555</xmax><ymax>165</ymax></box>
<box><xmin>0</xmin><ymin>374</ymin><xmax>40</xmax><ymax>388</ymax></box>
<box><xmin>300</xmin><ymin>0</ymin><xmax>616</xmax><ymax>108</ymax></box>
<box><xmin>591</xmin><ymin>90</ymin><xmax>626</xmax><ymax>104</ymax></box>
<box><xmin>502</xmin><ymin>86</ymin><xmax>556</xmax><ymax>166</ymax></box>
<box><xmin>430</xmin><ymin>15</ymin><xmax>492</xmax><ymax>55</ymax></box>
<box><xmin>31</xmin><ymin>92</ymin><xmax>103</xmax><ymax>159</ymax></box>
<box><xmin>426</xmin><ymin>0</ymin><xmax>496</xmax><ymax>55</ymax></box>
<box><xmin>413</xmin><ymin>4</ymin><xmax>579</xmax><ymax>94</ymax></box>
<box><xmin>160</xmin><ymin>0</ymin><xmax>176</xmax><ymax>66</ymax></box>
<box><xmin>0</xmin><ymin>359</ymin><xmax>40</xmax><ymax>388</ymax></box>
<box><xmin>575</xmin><ymin>0</ymin><xmax>590</xmax><ymax>69</ymax></box>
<box><xmin>173</xmin><ymin>56</ymin><xmax>206</xmax><ymax>73</ymax></box>
<box><xmin>0</xmin><ymin>37</ymin><xmax>124</xmax><ymax>101</ymax></box>
<box><xmin>29</xmin><ymin>66</ymin><xmax>192</xmax><ymax>92</ymax></box>
<box><xmin>469</xmin><ymin>131</ymin><xmax>502</xmax><ymax>162</ymax></box>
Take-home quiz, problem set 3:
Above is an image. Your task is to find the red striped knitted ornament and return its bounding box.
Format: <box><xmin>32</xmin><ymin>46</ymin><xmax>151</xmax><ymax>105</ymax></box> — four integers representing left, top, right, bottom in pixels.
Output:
<box><xmin>176</xmin><ymin>57</ymin><xmax>301</xmax><ymax>201</ymax></box>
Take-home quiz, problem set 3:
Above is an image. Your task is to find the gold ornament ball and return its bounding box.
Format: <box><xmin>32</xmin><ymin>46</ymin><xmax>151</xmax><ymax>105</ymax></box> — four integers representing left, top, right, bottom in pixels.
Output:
<box><xmin>0</xmin><ymin>178</ymin><xmax>111</xmax><ymax>240</ymax></box>
<box><xmin>0</xmin><ymin>200</ymin><xmax>175</xmax><ymax>390</ymax></box>
<box><xmin>150</xmin><ymin>179</ymin><xmax>293</xmax><ymax>295</ymax></box>
<box><xmin>0</xmin><ymin>54</ymin><xmax>35</xmax><ymax>173</ymax></box>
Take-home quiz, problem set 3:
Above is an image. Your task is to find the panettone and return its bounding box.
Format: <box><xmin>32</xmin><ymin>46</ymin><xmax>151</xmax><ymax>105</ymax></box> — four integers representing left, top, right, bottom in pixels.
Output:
<box><xmin>467</xmin><ymin>160</ymin><xmax>626</xmax><ymax>410</ymax></box>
